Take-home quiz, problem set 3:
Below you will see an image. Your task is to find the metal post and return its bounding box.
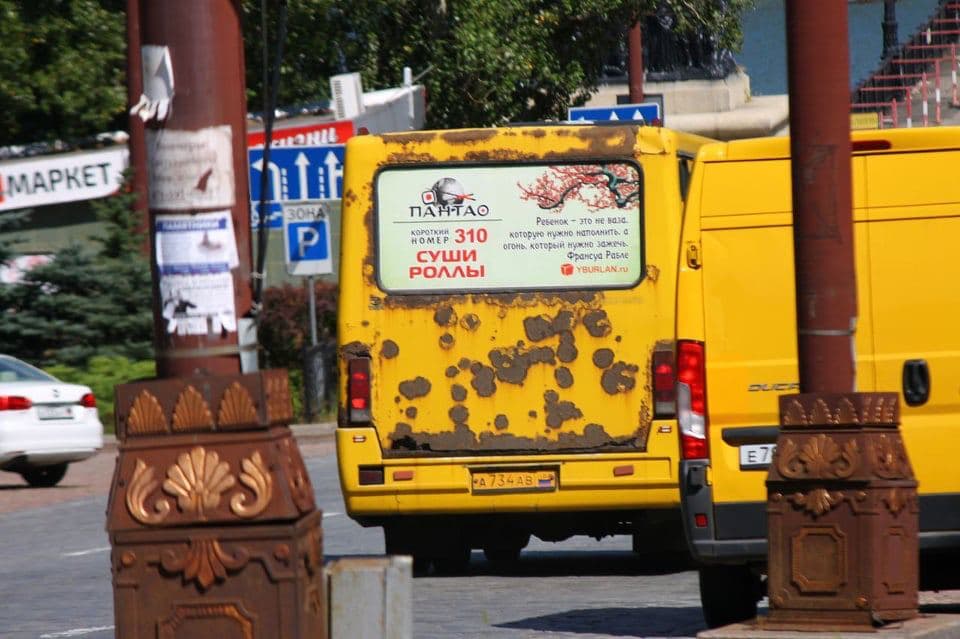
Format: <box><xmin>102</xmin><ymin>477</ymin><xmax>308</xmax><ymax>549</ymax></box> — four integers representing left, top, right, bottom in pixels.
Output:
<box><xmin>628</xmin><ymin>19</ymin><xmax>644</xmax><ymax>103</ymax></box>
<box><xmin>883</xmin><ymin>0</ymin><xmax>899</xmax><ymax>60</ymax></box>
<box><xmin>763</xmin><ymin>0</ymin><xmax>918</xmax><ymax>631</ymax></box>
<box><xmin>785</xmin><ymin>0</ymin><xmax>856</xmax><ymax>393</ymax></box>
<box><xmin>108</xmin><ymin>3</ymin><xmax>325</xmax><ymax>637</ymax></box>
<box><xmin>308</xmin><ymin>276</ymin><xmax>318</xmax><ymax>347</ymax></box>
<box><xmin>140</xmin><ymin>0</ymin><xmax>253</xmax><ymax>378</ymax></box>
<box><xmin>922</xmin><ymin>71</ymin><xmax>929</xmax><ymax>126</ymax></box>
<box><xmin>952</xmin><ymin>44</ymin><xmax>959</xmax><ymax>107</ymax></box>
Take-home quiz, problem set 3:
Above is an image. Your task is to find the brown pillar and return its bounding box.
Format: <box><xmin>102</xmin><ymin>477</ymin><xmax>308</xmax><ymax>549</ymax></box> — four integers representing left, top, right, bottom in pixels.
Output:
<box><xmin>628</xmin><ymin>20</ymin><xmax>644</xmax><ymax>103</ymax></box>
<box><xmin>139</xmin><ymin>0</ymin><xmax>253</xmax><ymax>378</ymax></box>
<box><xmin>762</xmin><ymin>1</ymin><xmax>918</xmax><ymax>630</ymax></box>
<box><xmin>785</xmin><ymin>0</ymin><xmax>856</xmax><ymax>394</ymax></box>
<box><xmin>109</xmin><ymin>4</ymin><xmax>325</xmax><ymax>637</ymax></box>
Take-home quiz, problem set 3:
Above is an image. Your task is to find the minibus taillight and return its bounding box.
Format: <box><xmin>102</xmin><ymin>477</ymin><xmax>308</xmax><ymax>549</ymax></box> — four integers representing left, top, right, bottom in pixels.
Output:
<box><xmin>677</xmin><ymin>340</ymin><xmax>709</xmax><ymax>460</ymax></box>
<box><xmin>348</xmin><ymin>358</ymin><xmax>372</xmax><ymax>424</ymax></box>
<box><xmin>652</xmin><ymin>345</ymin><xmax>676</xmax><ymax>418</ymax></box>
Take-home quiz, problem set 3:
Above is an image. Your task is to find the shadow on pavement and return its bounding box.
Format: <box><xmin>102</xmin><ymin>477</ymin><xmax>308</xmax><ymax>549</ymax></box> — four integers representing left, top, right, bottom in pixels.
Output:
<box><xmin>326</xmin><ymin>549</ymin><xmax>695</xmax><ymax>578</ymax></box>
<box><xmin>495</xmin><ymin>606</ymin><xmax>707</xmax><ymax>637</ymax></box>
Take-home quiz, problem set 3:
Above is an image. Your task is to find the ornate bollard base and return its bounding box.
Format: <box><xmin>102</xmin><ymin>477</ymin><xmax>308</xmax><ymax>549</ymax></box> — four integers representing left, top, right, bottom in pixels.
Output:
<box><xmin>762</xmin><ymin>392</ymin><xmax>918</xmax><ymax>631</ymax></box>
<box><xmin>107</xmin><ymin>371</ymin><xmax>325</xmax><ymax>639</ymax></box>
<box><xmin>112</xmin><ymin>510</ymin><xmax>324</xmax><ymax>638</ymax></box>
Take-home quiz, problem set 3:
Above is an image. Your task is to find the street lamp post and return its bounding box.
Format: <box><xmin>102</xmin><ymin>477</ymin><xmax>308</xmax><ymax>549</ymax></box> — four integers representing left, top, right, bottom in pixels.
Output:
<box><xmin>761</xmin><ymin>0</ymin><xmax>918</xmax><ymax>631</ymax></box>
<box><xmin>883</xmin><ymin>0</ymin><xmax>899</xmax><ymax>60</ymax></box>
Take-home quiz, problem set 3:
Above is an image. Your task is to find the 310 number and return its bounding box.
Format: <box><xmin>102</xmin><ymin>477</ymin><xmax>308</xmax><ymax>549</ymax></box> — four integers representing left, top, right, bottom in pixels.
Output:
<box><xmin>454</xmin><ymin>227</ymin><xmax>488</xmax><ymax>243</ymax></box>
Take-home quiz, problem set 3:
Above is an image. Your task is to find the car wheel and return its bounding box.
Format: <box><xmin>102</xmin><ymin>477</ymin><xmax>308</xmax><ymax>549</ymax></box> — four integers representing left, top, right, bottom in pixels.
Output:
<box><xmin>432</xmin><ymin>544</ymin><xmax>471</xmax><ymax>576</ymax></box>
<box><xmin>483</xmin><ymin>546</ymin><xmax>522</xmax><ymax>562</ymax></box>
<box><xmin>699</xmin><ymin>564</ymin><xmax>763</xmax><ymax>629</ymax></box>
<box><xmin>383</xmin><ymin>524</ymin><xmax>430</xmax><ymax>576</ymax></box>
<box><xmin>20</xmin><ymin>463</ymin><xmax>69</xmax><ymax>488</ymax></box>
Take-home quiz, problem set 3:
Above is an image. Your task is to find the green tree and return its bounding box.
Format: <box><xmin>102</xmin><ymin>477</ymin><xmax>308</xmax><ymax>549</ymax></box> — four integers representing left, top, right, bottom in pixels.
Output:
<box><xmin>0</xmin><ymin>183</ymin><xmax>153</xmax><ymax>366</ymax></box>
<box><xmin>0</xmin><ymin>0</ymin><xmax>127</xmax><ymax>146</ymax></box>
<box><xmin>0</xmin><ymin>1</ymin><xmax>752</xmax><ymax>144</ymax></box>
<box><xmin>243</xmin><ymin>0</ymin><xmax>755</xmax><ymax>128</ymax></box>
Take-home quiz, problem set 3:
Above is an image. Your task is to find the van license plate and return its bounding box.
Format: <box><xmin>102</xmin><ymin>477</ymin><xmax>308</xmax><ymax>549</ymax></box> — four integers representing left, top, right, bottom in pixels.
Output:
<box><xmin>472</xmin><ymin>470</ymin><xmax>557</xmax><ymax>493</ymax></box>
<box><xmin>739</xmin><ymin>443</ymin><xmax>776</xmax><ymax>470</ymax></box>
<box><xmin>37</xmin><ymin>405</ymin><xmax>73</xmax><ymax>420</ymax></box>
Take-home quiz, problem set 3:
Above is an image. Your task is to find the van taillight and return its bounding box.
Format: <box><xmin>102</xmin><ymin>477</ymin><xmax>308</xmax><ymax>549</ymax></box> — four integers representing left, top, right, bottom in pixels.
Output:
<box><xmin>677</xmin><ymin>340</ymin><xmax>708</xmax><ymax>460</ymax></box>
<box><xmin>652</xmin><ymin>346</ymin><xmax>676</xmax><ymax>418</ymax></box>
<box><xmin>348</xmin><ymin>358</ymin><xmax>372</xmax><ymax>424</ymax></box>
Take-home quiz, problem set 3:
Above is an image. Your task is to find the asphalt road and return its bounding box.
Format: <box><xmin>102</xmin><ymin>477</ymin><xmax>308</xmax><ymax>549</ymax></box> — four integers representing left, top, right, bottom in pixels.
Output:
<box><xmin>0</xmin><ymin>437</ymin><xmax>710</xmax><ymax>639</ymax></box>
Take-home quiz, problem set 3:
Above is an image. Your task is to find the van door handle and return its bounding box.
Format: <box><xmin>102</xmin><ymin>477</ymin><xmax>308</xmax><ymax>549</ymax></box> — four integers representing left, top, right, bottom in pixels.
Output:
<box><xmin>902</xmin><ymin>359</ymin><xmax>930</xmax><ymax>406</ymax></box>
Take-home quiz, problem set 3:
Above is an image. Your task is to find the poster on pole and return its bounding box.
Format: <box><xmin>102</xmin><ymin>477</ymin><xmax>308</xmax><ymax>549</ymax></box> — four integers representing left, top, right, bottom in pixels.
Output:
<box><xmin>154</xmin><ymin>211</ymin><xmax>239</xmax><ymax>335</ymax></box>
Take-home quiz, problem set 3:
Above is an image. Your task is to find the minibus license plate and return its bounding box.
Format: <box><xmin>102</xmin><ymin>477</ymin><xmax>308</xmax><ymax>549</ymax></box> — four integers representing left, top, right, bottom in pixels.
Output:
<box><xmin>739</xmin><ymin>443</ymin><xmax>776</xmax><ymax>470</ymax></box>
<box><xmin>37</xmin><ymin>405</ymin><xmax>73</xmax><ymax>420</ymax></box>
<box><xmin>472</xmin><ymin>470</ymin><xmax>557</xmax><ymax>493</ymax></box>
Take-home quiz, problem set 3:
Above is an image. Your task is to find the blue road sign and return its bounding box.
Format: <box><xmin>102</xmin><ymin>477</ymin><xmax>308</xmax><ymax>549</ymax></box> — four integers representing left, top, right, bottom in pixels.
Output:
<box><xmin>567</xmin><ymin>102</ymin><xmax>661</xmax><ymax>124</ymax></box>
<box><xmin>249</xmin><ymin>145</ymin><xmax>345</xmax><ymax>228</ymax></box>
<box><xmin>282</xmin><ymin>201</ymin><xmax>333</xmax><ymax>276</ymax></box>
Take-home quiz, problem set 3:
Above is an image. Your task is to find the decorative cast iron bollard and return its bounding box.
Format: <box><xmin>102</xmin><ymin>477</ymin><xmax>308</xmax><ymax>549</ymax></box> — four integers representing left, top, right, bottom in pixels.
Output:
<box><xmin>763</xmin><ymin>392</ymin><xmax>918</xmax><ymax>631</ymax></box>
<box><xmin>106</xmin><ymin>369</ymin><xmax>326</xmax><ymax>638</ymax></box>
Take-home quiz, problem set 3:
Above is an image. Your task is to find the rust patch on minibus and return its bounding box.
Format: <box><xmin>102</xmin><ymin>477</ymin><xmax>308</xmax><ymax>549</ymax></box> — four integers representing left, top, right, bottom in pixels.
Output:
<box><xmin>544</xmin><ymin>390</ymin><xmax>583</xmax><ymax>429</ymax></box>
<box><xmin>494</xmin><ymin>414</ymin><xmax>509</xmax><ymax>430</ymax></box>
<box><xmin>451</xmin><ymin>384</ymin><xmax>468</xmax><ymax>402</ymax></box>
<box><xmin>523</xmin><ymin>309</ymin><xmax>576</xmax><ymax>342</ymax></box>
<box><xmin>449</xmin><ymin>405</ymin><xmax>469</xmax><ymax>425</ymax></box>
<box><xmin>445</xmin><ymin>366</ymin><xmax>459</xmax><ymax>378</ymax></box>
<box><xmin>646</xmin><ymin>264</ymin><xmax>660</xmax><ymax>282</ymax></box>
<box><xmin>464</xmin><ymin>149</ymin><xmax>536</xmax><ymax>162</ymax></box>
<box><xmin>458</xmin><ymin>358</ymin><xmax>471</xmax><ymax>370</ymax></box>
<box><xmin>386</xmin><ymin>151</ymin><xmax>438</xmax><ymax>165</ymax></box>
<box><xmin>592</xmin><ymin>348</ymin><xmax>615</xmax><ymax>369</ymax></box>
<box><xmin>489</xmin><ymin>345</ymin><xmax>556</xmax><ymax>384</ymax></box>
<box><xmin>381</xmin><ymin>340</ymin><xmax>399</xmax><ymax>359</ymax></box>
<box><xmin>440</xmin><ymin>129</ymin><xmax>499</xmax><ymax>144</ymax></box>
<box><xmin>554</xmin><ymin>367</ymin><xmax>573</xmax><ymax>389</ymax></box>
<box><xmin>434</xmin><ymin>306</ymin><xmax>457</xmax><ymax>326</ymax></box>
<box><xmin>386</xmin><ymin>421</ymin><xmax>644</xmax><ymax>454</ymax></box>
<box><xmin>439</xmin><ymin>333</ymin><xmax>455</xmax><ymax>349</ymax></box>
<box><xmin>340</xmin><ymin>341</ymin><xmax>370</xmax><ymax>357</ymax></box>
<box><xmin>405</xmin><ymin>407</ymin><xmax>418</xmax><ymax>419</ymax></box>
<box><xmin>398</xmin><ymin>376</ymin><xmax>432</xmax><ymax>400</ymax></box>
<box><xmin>601</xmin><ymin>362</ymin><xmax>639</xmax><ymax>395</ymax></box>
<box><xmin>460</xmin><ymin>313</ymin><xmax>481</xmax><ymax>331</ymax></box>
<box><xmin>469</xmin><ymin>362</ymin><xmax>497</xmax><ymax>397</ymax></box>
<box><xmin>583</xmin><ymin>310</ymin><xmax>612</xmax><ymax>337</ymax></box>
<box><xmin>386</xmin><ymin>131</ymin><xmax>439</xmax><ymax>145</ymax></box>
<box><xmin>556</xmin><ymin>332</ymin><xmax>578</xmax><ymax>363</ymax></box>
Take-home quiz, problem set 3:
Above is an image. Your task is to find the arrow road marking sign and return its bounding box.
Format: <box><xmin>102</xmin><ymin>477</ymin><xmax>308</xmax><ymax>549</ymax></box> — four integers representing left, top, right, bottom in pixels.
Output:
<box><xmin>249</xmin><ymin>144</ymin><xmax>345</xmax><ymax>228</ymax></box>
<box><xmin>567</xmin><ymin>102</ymin><xmax>662</xmax><ymax>124</ymax></box>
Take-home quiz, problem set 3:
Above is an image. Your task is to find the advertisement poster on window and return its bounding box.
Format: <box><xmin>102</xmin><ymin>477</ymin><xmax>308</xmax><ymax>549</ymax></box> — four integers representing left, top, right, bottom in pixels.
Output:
<box><xmin>375</xmin><ymin>162</ymin><xmax>643</xmax><ymax>293</ymax></box>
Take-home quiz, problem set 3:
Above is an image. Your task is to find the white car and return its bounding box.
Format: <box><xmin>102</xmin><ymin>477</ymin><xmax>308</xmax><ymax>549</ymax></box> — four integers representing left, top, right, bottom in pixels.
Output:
<box><xmin>0</xmin><ymin>354</ymin><xmax>103</xmax><ymax>487</ymax></box>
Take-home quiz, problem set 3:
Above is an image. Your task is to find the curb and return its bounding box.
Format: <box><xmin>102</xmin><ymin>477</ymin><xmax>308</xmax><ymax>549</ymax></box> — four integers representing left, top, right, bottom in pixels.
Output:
<box><xmin>101</xmin><ymin>421</ymin><xmax>337</xmax><ymax>450</ymax></box>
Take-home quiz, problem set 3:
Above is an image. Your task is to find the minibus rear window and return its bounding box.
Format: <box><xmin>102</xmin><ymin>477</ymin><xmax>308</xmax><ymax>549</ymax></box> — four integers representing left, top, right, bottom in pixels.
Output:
<box><xmin>374</xmin><ymin>161</ymin><xmax>644</xmax><ymax>293</ymax></box>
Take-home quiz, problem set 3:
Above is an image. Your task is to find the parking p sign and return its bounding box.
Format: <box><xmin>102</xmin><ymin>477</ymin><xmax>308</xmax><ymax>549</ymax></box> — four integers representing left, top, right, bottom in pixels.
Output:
<box><xmin>281</xmin><ymin>200</ymin><xmax>333</xmax><ymax>276</ymax></box>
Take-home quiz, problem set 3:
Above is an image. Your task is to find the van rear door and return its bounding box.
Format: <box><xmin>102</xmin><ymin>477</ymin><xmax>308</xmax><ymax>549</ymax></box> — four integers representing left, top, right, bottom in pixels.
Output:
<box><xmin>344</xmin><ymin>126</ymin><xmax>683</xmax><ymax>459</ymax></box>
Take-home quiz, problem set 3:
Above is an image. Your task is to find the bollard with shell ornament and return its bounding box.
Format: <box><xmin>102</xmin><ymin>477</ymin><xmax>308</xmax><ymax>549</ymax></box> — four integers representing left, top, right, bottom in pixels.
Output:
<box><xmin>762</xmin><ymin>392</ymin><xmax>918</xmax><ymax>630</ymax></box>
<box><xmin>106</xmin><ymin>369</ymin><xmax>326</xmax><ymax>638</ymax></box>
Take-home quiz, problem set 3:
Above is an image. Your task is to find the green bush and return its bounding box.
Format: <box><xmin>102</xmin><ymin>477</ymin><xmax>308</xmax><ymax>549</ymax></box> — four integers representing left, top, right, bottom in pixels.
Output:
<box><xmin>45</xmin><ymin>356</ymin><xmax>155</xmax><ymax>433</ymax></box>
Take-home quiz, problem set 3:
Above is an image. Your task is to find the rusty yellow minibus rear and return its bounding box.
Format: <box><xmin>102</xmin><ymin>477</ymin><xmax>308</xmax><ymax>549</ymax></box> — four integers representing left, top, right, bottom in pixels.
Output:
<box><xmin>336</xmin><ymin>125</ymin><xmax>711</xmax><ymax>571</ymax></box>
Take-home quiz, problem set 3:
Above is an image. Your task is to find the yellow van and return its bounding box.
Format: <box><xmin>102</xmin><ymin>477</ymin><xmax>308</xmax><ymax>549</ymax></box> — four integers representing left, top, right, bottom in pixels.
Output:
<box><xmin>678</xmin><ymin>127</ymin><xmax>960</xmax><ymax>627</ymax></box>
<box><xmin>336</xmin><ymin>124</ymin><xmax>712</xmax><ymax>572</ymax></box>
